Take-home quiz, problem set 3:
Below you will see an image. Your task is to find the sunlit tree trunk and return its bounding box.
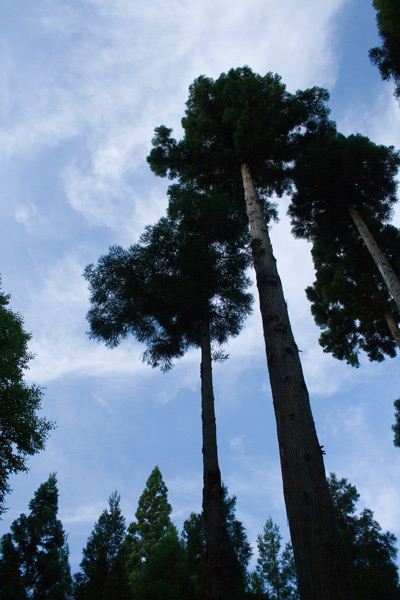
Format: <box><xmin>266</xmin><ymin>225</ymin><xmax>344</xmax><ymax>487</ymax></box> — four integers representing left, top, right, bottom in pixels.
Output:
<box><xmin>348</xmin><ymin>205</ymin><xmax>400</xmax><ymax>311</ymax></box>
<box><xmin>384</xmin><ymin>310</ymin><xmax>400</xmax><ymax>348</ymax></box>
<box><xmin>241</xmin><ymin>162</ymin><xmax>354</xmax><ymax>600</ymax></box>
<box><xmin>200</xmin><ymin>314</ymin><xmax>231</xmax><ymax>600</ymax></box>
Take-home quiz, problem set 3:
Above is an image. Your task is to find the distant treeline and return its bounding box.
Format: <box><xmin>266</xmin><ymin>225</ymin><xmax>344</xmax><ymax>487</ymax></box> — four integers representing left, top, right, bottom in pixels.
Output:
<box><xmin>0</xmin><ymin>466</ymin><xmax>399</xmax><ymax>600</ymax></box>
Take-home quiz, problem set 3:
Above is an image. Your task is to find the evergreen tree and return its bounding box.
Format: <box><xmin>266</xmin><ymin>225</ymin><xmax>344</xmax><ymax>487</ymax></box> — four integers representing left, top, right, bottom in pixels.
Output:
<box><xmin>305</xmin><ymin>224</ymin><xmax>400</xmax><ymax>367</ymax></box>
<box><xmin>289</xmin><ymin>131</ymin><xmax>400</xmax><ymax>310</ymax></box>
<box><xmin>134</xmin><ymin>525</ymin><xmax>193</xmax><ymax>600</ymax></box>
<box><xmin>328</xmin><ymin>473</ymin><xmax>400</xmax><ymax>600</ymax></box>
<box><xmin>251</xmin><ymin>518</ymin><xmax>298</xmax><ymax>600</ymax></box>
<box><xmin>124</xmin><ymin>466</ymin><xmax>173</xmax><ymax>582</ymax></box>
<box><xmin>369</xmin><ymin>0</ymin><xmax>400</xmax><ymax>101</ymax></box>
<box><xmin>147</xmin><ymin>66</ymin><xmax>353</xmax><ymax>600</ymax></box>
<box><xmin>0</xmin><ymin>282</ymin><xmax>54</xmax><ymax>514</ymax></box>
<box><xmin>0</xmin><ymin>473</ymin><xmax>71</xmax><ymax>600</ymax></box>
<box><xmin>73</xmin><ymin>491</ymin><xmax>129</xmax><ymax>600</ymax></box>
<box><xmin>85</xmin><ymin>186</ymin><xmax>253</xmax><ymax>600</ymax></box>
<box><xmin>182</xmin><ymin>485</ymin><xmax>253</xmax><ymax>600</ymax></box>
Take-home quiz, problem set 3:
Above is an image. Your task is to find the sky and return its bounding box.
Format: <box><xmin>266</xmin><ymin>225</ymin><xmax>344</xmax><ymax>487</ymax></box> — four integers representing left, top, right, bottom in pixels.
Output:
<box><xmin>1</xmin><ymin>0</ymin><xmax>400</xmax><ymax>575</ymax></box>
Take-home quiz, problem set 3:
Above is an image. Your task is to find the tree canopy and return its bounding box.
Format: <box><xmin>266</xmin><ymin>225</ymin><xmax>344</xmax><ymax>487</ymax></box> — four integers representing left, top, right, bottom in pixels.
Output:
<box><xmin>305</xmin><ymin>224</ymin><xmax>400</xmax><ymax>366</ymax></box>
<box><xmin>0</xmin><ymin>283</ymin><xmax>54</xmax><ymax>515</ymax></box>
<box><xmin>369</xmin><ymin>0</ymin><xmax>400</xmax><ymax>101</ymax></box>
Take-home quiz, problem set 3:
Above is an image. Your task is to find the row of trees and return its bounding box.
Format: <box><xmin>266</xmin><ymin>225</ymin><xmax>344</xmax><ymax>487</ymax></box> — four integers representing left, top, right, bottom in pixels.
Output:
<box><xmin>1</xmin><ymin>466</ymin><xmax>399</xmax><ymax>600</ymax></box>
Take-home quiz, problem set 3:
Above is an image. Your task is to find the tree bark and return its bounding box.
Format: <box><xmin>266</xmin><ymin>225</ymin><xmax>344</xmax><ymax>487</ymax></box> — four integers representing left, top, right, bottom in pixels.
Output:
<box><xmin>200</xmin><ymin>315</ymin><xmax>231</xmax><ymax>600</ymax></box>
<box><xmin>240</xmin><ymin>162</ymin><xmax>354</xmax><ymax>600</ymax></box>
<box><xmin>348</xmin><ymin>205</ymin><xmax>400</xmax><ymax>312</ymax></box>
<box><xmin>384</xmin><ymin>310</ymin><xmax>400</xmax><ymax>349</ymax></box>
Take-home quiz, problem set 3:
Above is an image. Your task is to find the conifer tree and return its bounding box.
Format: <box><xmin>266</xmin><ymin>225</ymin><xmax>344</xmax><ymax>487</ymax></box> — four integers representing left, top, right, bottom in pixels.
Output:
<box><xmin>369</xmin><ymin>0</ymin><xmax>400</xmax><ymax>101</ymax></box>
<box><xmin>289</xmin><ymin>131</ymin><xmax>400</xmax><ymax>310</ymax></box>
<box><xmin>73</xmin><ymin>491</ymin><xmax>129</xmax><ymax>600</ymax></box>
<box><xmin>0</xmin><ymin>282</ymin><xmax>54</xmax><ymax>514</ymax></box>
<box><xmin>0</xmin><ymin>473</ymin><xmax>71</xmax><ymax>600</ymax></box>
<box><xmin>328</xmin><ymin>473</ymin><xmax>400</xmax><ymax>600</ymax></box>
<box><xmin>305</xmin><ymin>224</ymin><xmax>400</xmax><ymax>366</ymax></box>
<box><xmin>124</xmin><ymin>466</ymin><xmax>173</xmax><ymax>581</ymax></box>
<box><xmin>251</xmin><ymin>518</ymin><xmax>298</xmax><ymax>600</ymax></box>
<box><xmin>147</xmin><ymin>66</ymin><xmax>353</xmax><ymax>600</ymax></box>
<box><xmin>85</xmin><ymin>186</ymin><xmax>252</xmax><ymax>600</ymax></box>
<box><xmin>182</xmin><ymin>485</ymin><xmax>253</xmax><ymax>600</ymax></box>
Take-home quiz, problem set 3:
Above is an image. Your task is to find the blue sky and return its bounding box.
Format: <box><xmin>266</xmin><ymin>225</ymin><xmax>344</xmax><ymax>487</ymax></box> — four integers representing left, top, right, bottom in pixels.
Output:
<box><xmin>1</xmin><ymin>0</ymin><xmax>400</xmax><ymax>574</ymax></box>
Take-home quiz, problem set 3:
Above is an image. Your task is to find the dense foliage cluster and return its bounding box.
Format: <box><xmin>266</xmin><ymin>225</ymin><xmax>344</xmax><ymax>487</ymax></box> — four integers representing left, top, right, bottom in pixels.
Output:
<box><xmin>0</xmin><ymin>283</ymin><xmax>53</xmax><ymax>515</ymax></box>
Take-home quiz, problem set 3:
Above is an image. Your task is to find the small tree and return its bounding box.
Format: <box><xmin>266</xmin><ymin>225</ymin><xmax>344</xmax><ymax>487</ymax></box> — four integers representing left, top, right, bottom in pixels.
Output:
<box><xmin>0</xmin><ymin>282</ymin><xmax>54</xmax><ymax>514</ymax></box>
<box><xmin>252</xmin><ymin>518</ymin><xmax>298</xmax><ymax>600</ymax></box>
<box><xmin>369</xmin><ymin>0</ymin><xmax>400</xmax><ymax>102</ymax></box>
<box><xmin>0</xmin><ymin>473</ymin><xmax>71</xmax><ymax>600</ymax></box>
<box><xmin>124</xmin><ymin>466</ymin><xmax>173</xmax><ymax>582</ymax></box>
<box><xmin>73</xmin><ymin>491</ymin><xmax>129</xmax><ymax>600</ymax></box>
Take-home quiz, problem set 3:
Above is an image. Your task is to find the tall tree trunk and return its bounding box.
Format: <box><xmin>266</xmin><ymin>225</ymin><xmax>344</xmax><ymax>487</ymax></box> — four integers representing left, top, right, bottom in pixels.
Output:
<box><xmin>240</xmin><ymin>162</ymin><xmax>354</xmax><ymax>600</ymax></box>
<box><xmin>384</xmin><ymin>310</ymin><xmax>400</xmax><ymax>348</ymax></box>
<box><xmin>200</xmin><ymin>315</ymin><xmax>231</xmax><ymax>600</ymax></box>
<box><xmin>348</xmin><ymin>205</ymin><xmax>400</xmax><ymax>311</ymax></box>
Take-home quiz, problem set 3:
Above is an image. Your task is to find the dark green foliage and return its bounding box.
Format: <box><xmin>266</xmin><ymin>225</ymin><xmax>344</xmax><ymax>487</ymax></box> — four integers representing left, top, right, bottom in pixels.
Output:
<box><xmin>73</xmin><ymin>491</ymin><xmax>130</xmax><ymax>600</ymax></box>
<box><xmin>124</xmin><ymin>465</ymin><xmax>173</xmax><ymax>583</ymax></box>
<box><xmin>134</xmin><ymin>526</ymin><xmax>193</xmax><ymax>600</ymax></box>
<box><xmin>148</xmin><ymin>66</ymin><xmax>332</xmax><ymax>196</ymax></box>
<box><xmin>124</xmin><ymin>467</ymin><xmax>193</xmax><ymax>599</ymax></box>
<box><xmin>306</xmin><ymin>224</ymin><xmax>400</xmax><ymax>366</ymax></box>
<box><xmin>289</xmin><ymin>131</ymin><xmax>400</xmax><ymax>244</ymax></box>
<box><xmin>392</xmin><ymin>397</ymin><xmax>400</xmax><ymax>447</ymax></box>
<box><xmin>84</xmin><ymin>185</ymin><xmax>252</xmax><ymax>372</ymax></box>
<box><xmin>0</xmin><ymin>283</ymin><xmax>54</xmax><ymax>514</ymax></box>
<box><xmin>0</xmin><ymin>534</ymin><xmax>27</xmax><ymax>600</ymax></box>
<box><xmin>0</xmin><ymin>474</ymin><xmax>71</xmax><ymax>600</ymax></box>
<box><xmin>182</xmin><ymin>485</ymin><xmax>252</xmax><ymax>600</ymax></box>
<box><xmin>250</xmin><ymin>518</ymin><xmax>298</xmax><ymax>600</ymax></box>
<box><xmin>328</xmin><ymin>473</ymin><xmax>400</xmax><ymax>600</ymax></box>
<box><xmin>369</xmin><ymin>0</ymin><xmax>400</xmax><ymax>100</ymax></box>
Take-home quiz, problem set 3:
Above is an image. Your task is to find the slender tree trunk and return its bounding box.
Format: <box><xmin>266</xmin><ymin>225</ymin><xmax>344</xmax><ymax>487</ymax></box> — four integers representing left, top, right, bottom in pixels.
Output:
<box><xmin>200</xmin><ymin>315</ymin><xmax>231</xmax><ymax>600</ymax></box>
<box><xmin>384</xmin><ymin>310</ymin><xmax>400</xmax><ymax>348</ymax></box>
<box><xmin>240</xmin><ymin>162</ymin><xmax>354</xmax><ymax>600</ymax></box>
<box><xmin>348</xmin><ymin>205</ymin><xmax>400</xmax><ymax>311</ymax></box>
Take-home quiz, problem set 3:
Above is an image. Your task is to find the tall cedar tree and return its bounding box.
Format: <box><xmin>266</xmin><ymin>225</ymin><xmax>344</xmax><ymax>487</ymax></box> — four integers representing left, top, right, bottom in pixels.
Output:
<box><xmin>0</xmin><ymin>283</ymin><xmax>53</xmax><ymax>514</ymax></box>
<box><xmin>182</xmin><ymin>484</ymin><xmax>252</xmax><ymax>600</ymax></box>
<box><xmin>0</xmin><ymin>473</ymin><xmax>71</xmax><ymax>600</ymax></box>
<box><xmin>73</xmin><ymin>491</ymin><xmax>130</xmax><ymax>600</ymax></box>
<box><xmin>124</xmin><ymin>466</ymin><xmax>173</xmax><ymax>582</ymax></box>
<box><xmin>147</xmin><ymin>66</ymin><xmax>353</xmax><ymax>600</ymax></box>
<box><xmin>369</xmin><ymin>0</ymin><xmax>400</xmax><ymax>101</ymax></box>
<box><xmin>328</xmin><ymin>473</ymin><xmax>400</xmax><ymax>600</ymax></box>
<box><xmin>289</xmin><ymin>131</ymin><xmax>400</xmax><ymax>310</ymax></box>
<box><xmin>84</xmin><ymin>185</ymin><xmax>253</xmax><ymax>600</ymax></box>
<box><xmin>305</xmin><ymin>224</ymin><xmax>400</xmax><ymax>367</ymax></box>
